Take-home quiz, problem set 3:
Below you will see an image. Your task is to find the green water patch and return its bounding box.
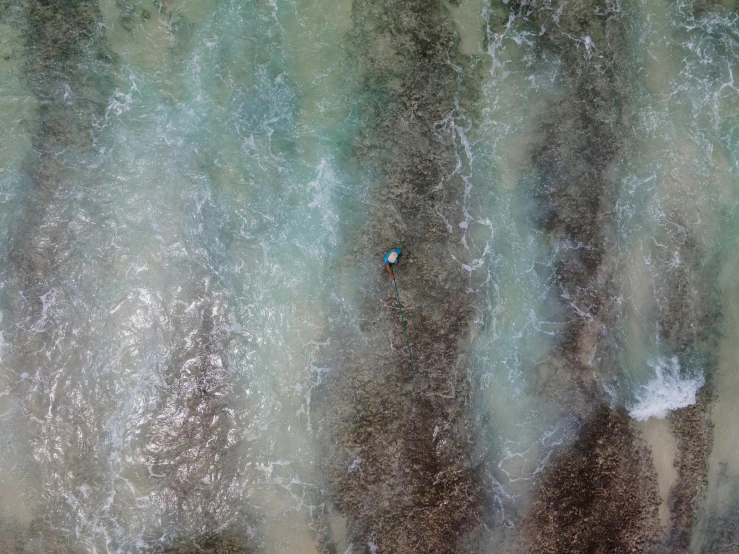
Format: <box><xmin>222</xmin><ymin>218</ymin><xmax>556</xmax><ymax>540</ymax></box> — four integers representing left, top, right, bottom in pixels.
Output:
<box><xmin>459</xmin><ymin>2</ymin><xmax>574</xmax><ymax>545</ymax></box>
<box><xmin>603</xmin><ymin>1</ymin><xmax>739</xmax><ymax>549</ymax></box>
<box><xmin>0</xmin><ymin>0</ymin><xmax>119</xmax><ymax>549</ymax></box>
<box><xmin>0</xmin><ymin>0</ymin><xmax>363</xmax><ymax>549</ymax></box>
<box><xmin>469</xmin><ymin>0</ymin><xmax>670</xmax><ymax>550</ymax></box>
<box><xmin>41</xmin><ymin>0</ymin><xmax>364</xmax><ymax>550</ymax></box>
<box><xmin>76</xmin><ymin>0</ymin><xmax>355</xmax><ymax>549</ymax></box>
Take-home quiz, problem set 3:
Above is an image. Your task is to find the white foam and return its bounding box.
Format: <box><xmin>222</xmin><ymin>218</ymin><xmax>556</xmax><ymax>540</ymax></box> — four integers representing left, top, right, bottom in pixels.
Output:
<box><xmin>628</xmin><ymin>356</ymin><xmax>705</xmax><ymax>421</ymax></box>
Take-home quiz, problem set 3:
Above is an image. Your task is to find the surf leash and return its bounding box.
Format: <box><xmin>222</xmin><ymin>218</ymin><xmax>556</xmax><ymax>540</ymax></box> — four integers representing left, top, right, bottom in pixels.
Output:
<box><xmin>384</xmin><ymin>248</ymin><xmax>414</xmax><ymax>369</ymax></box>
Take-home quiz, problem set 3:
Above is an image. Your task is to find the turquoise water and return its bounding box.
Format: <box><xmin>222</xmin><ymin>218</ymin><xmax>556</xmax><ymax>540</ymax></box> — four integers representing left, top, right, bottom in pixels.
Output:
<box><xmin>0</xmin><ymin>0</ymin><xmax>737</xmax><ymax>552</ymax></box>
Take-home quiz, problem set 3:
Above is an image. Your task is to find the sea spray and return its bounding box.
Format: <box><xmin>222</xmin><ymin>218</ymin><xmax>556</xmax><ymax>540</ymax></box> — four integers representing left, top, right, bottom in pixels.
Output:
<box><xmin>629</xmin><ymin>357</ymin><xmax>705</xmax><ymax>421</ymax></box>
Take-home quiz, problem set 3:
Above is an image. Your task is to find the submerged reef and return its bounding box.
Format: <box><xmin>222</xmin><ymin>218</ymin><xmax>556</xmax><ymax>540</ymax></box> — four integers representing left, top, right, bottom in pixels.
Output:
<box><xmin>141</xmin><ymin>293</ymin><xmax>246</xmax><ymax>538</ymax></box>
<box><xmin>11</xmin><ymin>0</ymin><xmax>115</xmax><ymax>281</ymax></box>
<box><xmin>518</xmin><ymin>0</ymin><xmax>629</xmax><ymax>411</ymax></box>
<box><xmin>0</xmin><ymin>0</ymin><xmax>117</xmax><ymax>549</ymax></box>
<box><xmin>665</xmin><ymin>388</ymin><xmax>714</xmax><ymax>552</ymax></box>
<box><xmin>653</xmin><ymin>217</ymin><xmax>722</xmax><ymax>551</ymax></box>
<box><xmin>6</xmin><ymin>1</ymin><xmax>250</xmax><ymax>547</ymax></box>
<box><xmin>517</xmin><ymin>406</ymin><xmax>661</xmax><ymax>553</ymax></box>
<box><xmin>157</xmin><ymin>529</ymin><xmax>256</xmax><ymax>554</ymax></box>
<box><xmin>313</xmin><ymin>0</ymin><xmax>486</xmax><ymax>551</ymax></box>
<box><xmin>506</xmin><ymin>0</ymin><xmax>717</xmax><ymax>550</ymax></box>
<box><xmin>655</xmin><ymin>225</ymin><xmax>719</xmax><ymax>553</ymax></box>
<box><xmin>698</xmin><ymin>479</ymin><xmax>739</xmax><ymax>554</ymax></box>
<box><xmin>0</xmin><ymin>0</ymin><xmax>732</xmax><ymax>550</ymax></box>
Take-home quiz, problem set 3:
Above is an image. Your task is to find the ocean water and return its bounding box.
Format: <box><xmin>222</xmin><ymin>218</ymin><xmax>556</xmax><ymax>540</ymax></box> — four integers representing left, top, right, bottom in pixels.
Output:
<box><xmin>0</xmin><ymin>0</ymin><xmax>737</xmax><ymax>552</ymax></box>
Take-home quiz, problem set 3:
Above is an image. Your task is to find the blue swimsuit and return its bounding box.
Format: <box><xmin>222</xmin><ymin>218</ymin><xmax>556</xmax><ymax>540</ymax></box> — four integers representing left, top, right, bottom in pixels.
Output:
<box><xmin>384</xmin><ymin>248</ymin><xmax>402</xmax><ymax>265</ymax></box>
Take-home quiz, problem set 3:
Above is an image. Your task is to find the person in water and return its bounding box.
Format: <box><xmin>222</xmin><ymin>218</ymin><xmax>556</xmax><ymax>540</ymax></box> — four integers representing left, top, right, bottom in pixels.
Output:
<box><xmin>384</xmin><ymin>248</ymin><xmax>402</xmax><ymax>280</ymax></box>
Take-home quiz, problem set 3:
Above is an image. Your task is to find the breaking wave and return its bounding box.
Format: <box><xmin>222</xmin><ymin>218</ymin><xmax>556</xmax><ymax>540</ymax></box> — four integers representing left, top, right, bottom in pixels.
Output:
<box><xmin>628</xmin><ymin>357</ymin><xmax>705</xmax><ymax>421</ymax></box>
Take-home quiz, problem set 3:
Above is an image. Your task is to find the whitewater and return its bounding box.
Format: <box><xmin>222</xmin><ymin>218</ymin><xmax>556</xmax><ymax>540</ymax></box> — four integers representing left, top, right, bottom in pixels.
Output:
<box><xmin>0</xmin><ymin>0</ymin><xmax>737</xmax><ymax>552</ymax></box>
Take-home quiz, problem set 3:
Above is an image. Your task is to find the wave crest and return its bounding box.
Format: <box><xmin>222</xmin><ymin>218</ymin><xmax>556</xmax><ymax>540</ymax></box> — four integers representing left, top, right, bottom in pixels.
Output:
<box><xmin>628</xmin><ymin>356</ymin><xmax>705</xmax><ymax>421</ymax></box>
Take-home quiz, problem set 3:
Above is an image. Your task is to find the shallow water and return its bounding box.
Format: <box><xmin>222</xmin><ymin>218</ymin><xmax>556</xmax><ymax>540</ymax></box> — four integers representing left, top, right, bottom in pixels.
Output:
<box><xmin>0</xmin><ymin>0</ymin><xmax>737</xmax><ymax>552</ymax></box>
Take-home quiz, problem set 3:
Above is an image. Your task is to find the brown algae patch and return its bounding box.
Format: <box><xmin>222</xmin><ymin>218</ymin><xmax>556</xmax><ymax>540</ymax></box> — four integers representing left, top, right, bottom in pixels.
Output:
<box><xmin>664</xmin><ymin>387</ymin><xmax>714</xmax><ymax>552</ymax></box>
<box><xmin>517</xmin><ymin>407</ymin><xmax>661</xmax><ymax>554</ymax></box>
<box><xmin>650</xmin><ymin>219</ymin><xmax>721</xmax><ymax>551</ymax></box>
<box><xmin>311</xmin><ymin>0</ymin><xmax>488</xmax><ymax>551</ymax></box>
<box><xmin>10</xmin><ymin>0</ymin><xmax>116</xmax><ymax>282</ymax></box>
<box><xmin>510</xmin><ymin>0</ymin><xmax>632</xmax><ymax>413</ymax></box>
<box><xmin>0</xmin><ymin>0</ymin><xmax>117</xmax><ymax>547</ymax></box>
<box><xmin>504</xmin><ymin>0</ymin><xmax>669</xmax><ymax>550</ymax></box>
<box><xmin>157</xmin><ymin>530</ymin><xmax>257</xmax><ymax>554</ymax></box>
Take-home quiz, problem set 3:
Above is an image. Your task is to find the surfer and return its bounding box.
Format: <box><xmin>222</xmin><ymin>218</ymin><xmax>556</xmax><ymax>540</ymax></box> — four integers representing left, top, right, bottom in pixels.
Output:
<box><xmin>384</xmin><ymin>248</ymin><xmax>401</xmax><ymax>280</ymax></box>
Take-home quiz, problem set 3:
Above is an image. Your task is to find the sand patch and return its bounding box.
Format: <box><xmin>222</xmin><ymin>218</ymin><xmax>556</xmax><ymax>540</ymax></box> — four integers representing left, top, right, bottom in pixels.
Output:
<box><xmin>638</xmin><ymin>417</ymin><xmax>678</xmax><ymax>526</ymax></box>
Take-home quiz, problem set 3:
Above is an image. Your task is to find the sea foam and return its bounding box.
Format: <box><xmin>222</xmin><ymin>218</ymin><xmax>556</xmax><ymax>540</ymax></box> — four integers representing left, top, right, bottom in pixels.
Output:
<box><xmin>628</xmin><ymin>356</ymin><xmax>705</xmax><ymax>421</ymax></box>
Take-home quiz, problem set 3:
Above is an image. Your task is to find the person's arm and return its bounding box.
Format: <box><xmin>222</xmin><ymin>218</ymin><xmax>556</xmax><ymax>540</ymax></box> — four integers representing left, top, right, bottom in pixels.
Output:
<box><xmin>385</xmin><ymin>264</ymin><xmax>395</xmax><ymax>280</ymax></box>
